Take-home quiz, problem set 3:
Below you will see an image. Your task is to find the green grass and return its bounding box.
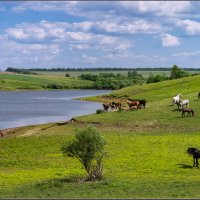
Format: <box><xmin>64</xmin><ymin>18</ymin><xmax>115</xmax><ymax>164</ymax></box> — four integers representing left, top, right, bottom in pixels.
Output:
<box><xmin>0</xmin><ymin>74</ymin><xmax>93</xmax><ymax>90</ymax></box>
<box><xmin>34</xmin><ymin>70</ymin><xmax>200</xmax><ymax>78</ymax></box>
<box><xmin>1</xmin><ymin>127</ymin><xmax>200</xmax><ymax>198</ymax></box>
<box><xmin>1</xmin><ymin>75</ymin><xmax>200</xmax><ymax>198</ymax></box>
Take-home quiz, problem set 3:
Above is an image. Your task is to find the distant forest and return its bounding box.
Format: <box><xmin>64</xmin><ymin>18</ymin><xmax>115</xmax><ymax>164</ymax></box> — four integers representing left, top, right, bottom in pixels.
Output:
<box><xmin>5</xmin><ymin>67</ymin><xmax>200</xmax><ymax>72</ymax></box>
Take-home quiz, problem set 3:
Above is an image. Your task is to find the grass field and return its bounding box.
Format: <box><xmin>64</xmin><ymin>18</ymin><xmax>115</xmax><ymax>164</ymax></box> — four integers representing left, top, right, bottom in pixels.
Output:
<box><xmin>34</xmin><ymin>70</ymin><xmax>200</xmax><ymax>78</ymax></box>
<box><xmin>0</xmin><ymin>74</ymin><xmax>93</xmax><ymax>90</ymax></box>
<box><xmin>1</xmin><ymin>75</ymin><xmax>200</xmax><ymax>198</ymax></box>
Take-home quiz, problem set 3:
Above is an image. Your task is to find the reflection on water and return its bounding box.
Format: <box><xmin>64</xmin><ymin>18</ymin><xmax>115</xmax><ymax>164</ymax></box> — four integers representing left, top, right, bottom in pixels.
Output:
<box><xmin>0</xmin><ymin>90</ymin><xmax>110</xmax><ymax>129</ymax></box>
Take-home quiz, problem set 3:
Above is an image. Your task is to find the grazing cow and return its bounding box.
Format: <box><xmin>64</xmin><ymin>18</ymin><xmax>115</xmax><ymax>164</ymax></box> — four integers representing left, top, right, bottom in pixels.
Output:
<box><xmin>181</xmin><ymin>108</ymin><xmax>194</xmax><ymax>117</ymax></box>
<box><xmin>172</xmin><ymin>94</ymin><xmax>182</xmax><ymax>105</ymax></box>
<box><xmin>127</xmin><ymin>100</ymin><xmax>140</xmax><ymax>110</ymax></box>
<box><xmin>187</xmin><ymin>147</ymin><xmax>200</xmax><ymax>168</ymax></box>
<box><xmin>102</xmin><ymin>103</ymin><xmax>110</xmax><ymax>111</ymax></box>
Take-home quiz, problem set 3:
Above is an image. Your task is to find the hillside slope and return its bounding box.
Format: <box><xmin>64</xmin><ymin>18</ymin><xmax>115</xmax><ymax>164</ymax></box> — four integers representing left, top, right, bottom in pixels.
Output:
<box><xmin>0</xmin><ymin>74</ymin><xmax>93</xmax><ymax>90</ymax></box>
<box><xmin>79</xmin><ymin>75</ymin><xmax>200</xmax><ymax>133</ymax></box>
<box><xmin>105</xmin><ymin>75</ymin><xmax>200</xmax><ymax>102</ymax></box>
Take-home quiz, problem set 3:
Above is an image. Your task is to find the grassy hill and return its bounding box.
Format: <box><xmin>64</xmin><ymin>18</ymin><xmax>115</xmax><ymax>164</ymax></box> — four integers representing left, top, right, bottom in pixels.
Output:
<box><xmin>86</xmin><ymin>74</ymin><xmax>200</xmax><ymax>102</ymax></box>
<box><xmin>0</xmin><ymin>74</ymin><xmax>93</xmax><ymax>90</ymax></box>
<box><xmin>1</xmin><ymin>75</ymin><xmax>200</xmax><ymax>198</ymax></box>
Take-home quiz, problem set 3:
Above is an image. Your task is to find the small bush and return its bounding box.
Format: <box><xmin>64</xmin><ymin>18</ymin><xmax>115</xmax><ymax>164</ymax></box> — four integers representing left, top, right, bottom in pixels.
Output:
<box><xmin>47</xmin><ymin>83</ymin><xmax>64</xmax><ymax>89</ymax></box>
<box><xmin>65</xmin><ymin>73</ymin><xmax>70</xmax><ymax>77</ymax></box>
<box><xmin>61</xmin><ymin>126</ymin><xmax>106</xmax><ymax>181</ymax></box>
<box><xmin>96</xmin><ymin>109</ymin><xmax>104</xmax><ymax>114</ymax></box>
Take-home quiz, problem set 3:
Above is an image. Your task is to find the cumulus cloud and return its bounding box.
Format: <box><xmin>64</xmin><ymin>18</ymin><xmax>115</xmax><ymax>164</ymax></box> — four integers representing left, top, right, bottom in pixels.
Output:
<box><xmin>176</xmin><ymin>19</ymin><xmax>200</xmax><ymax>35</ymax></box>
<box><xmin>119</xmin><ymin>1</ymin><xmax>191</xmax><ymax>17</ymax></box>
<box><xmin>12</xmin><ymin>1</ymin><xmax>78</xmax><ymax>13</ymax></box>
<box><xmin>161</xmin><ymin>33</ymin><xmax>181</xmax><ymax>47</ymax></box>
<box><xmin>2</xmin><ymin>1</ymin><xmax>200</xmax><ymax>68</ymax></box>
<box><xmin>5</xmin><ymin>20</ymin><xmax>133</xmax><ymax>53</ymax></box>
<box><xmin>6</xmin><ymin>20</ymin><xmax>68</xmax><ymax>42</ymax></box>
<box><xmin>0</xmin><ymin>34</ymin><xmax>60</xmax><ymax>67</ymax></box>
<box><xmin>95</xmin><ymin>19</ymin><xmax>163</xmax><ymax>34</ymax></box>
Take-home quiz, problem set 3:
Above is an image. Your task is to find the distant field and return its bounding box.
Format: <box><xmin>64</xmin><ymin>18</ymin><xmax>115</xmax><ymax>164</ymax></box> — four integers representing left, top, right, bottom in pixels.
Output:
<box><xmin>34</xmin><ymin>70</ymin><xmax>200</xmax><ymax>78</ymax></box>
<box><xmin>0</xmin><ymin>74</ymin><xmax>93</xmax><ymax>90</ymax></box>
<box><xmin>1</xmin><ymin>75</ymin><xmax>200</xmax><ymax>198</ymax></box>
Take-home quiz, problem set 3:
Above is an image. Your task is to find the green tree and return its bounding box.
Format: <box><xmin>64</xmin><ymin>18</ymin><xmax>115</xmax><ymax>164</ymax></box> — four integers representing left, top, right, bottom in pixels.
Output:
<box><xmin>65</xmin><ymin>73</ymin><xmax>70</xmax><ymax>77</ymax></box>
<box><xmin>61</xmin><ymin>126</ymin><xmax>106</xmax><ymax>181</ymax></box>
<box><xmin>170</xmin><ymin>65</ymin><xmax>190</xmax><ymax>79</ymax></box>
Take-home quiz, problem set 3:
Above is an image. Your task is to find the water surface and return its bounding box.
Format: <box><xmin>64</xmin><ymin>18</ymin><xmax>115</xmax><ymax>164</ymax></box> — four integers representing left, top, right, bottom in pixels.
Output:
<box><xmin>0</xmin><ymin>90</ymin><xmax>110</xmax><ymax>129</ymax></box>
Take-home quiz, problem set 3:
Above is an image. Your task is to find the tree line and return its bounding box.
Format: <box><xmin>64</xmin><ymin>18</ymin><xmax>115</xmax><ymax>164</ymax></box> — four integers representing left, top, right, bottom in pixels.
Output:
<box><xmin>80</xmin><ymin>71</ymin><xmax>145</xmax><ymax>90</ymax></box>
<box><xmin>5</xmin><ymin>67</ymin><xmax>200</xmax><ymax>72</ymax></box>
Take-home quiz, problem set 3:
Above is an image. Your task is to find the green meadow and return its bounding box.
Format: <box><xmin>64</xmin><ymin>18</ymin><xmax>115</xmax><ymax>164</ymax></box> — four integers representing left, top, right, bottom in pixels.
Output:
<box><xmin>1</xmin><ymin>75</ymin><xmax>200</xmax><ymax>198</ymax></box>
<box><xmin>34</xmin><ymin>70</ymin><xmax>200</xmax><ymax>78</ymax></box>
<box><xmin>0</xmin><ymin>74</ymin><xmax>93</xmax><ymax>90</ymax></box>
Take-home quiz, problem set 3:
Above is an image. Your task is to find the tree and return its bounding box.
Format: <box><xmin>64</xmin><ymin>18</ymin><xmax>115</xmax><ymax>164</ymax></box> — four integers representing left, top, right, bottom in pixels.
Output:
<box><xmin>65</xmin><ymin>73</ymin><xmax>70</xmax><ymax>77</ymax></box>
<box><xmin>61</xmin><ymin>126</ymin><xmax>106</xmax><ymax>181</ymax></box>
<box><xmin>170</xmin><ymin>65</ymin><xmax>190</xmax><ymax>80</ymax></box>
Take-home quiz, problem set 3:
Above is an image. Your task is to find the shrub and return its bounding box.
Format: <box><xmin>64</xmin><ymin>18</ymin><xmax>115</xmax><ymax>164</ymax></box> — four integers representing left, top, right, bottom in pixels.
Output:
<box><xmin>47</xmin><ymin>83</ymin><xmax>63</xmax><ymax>89</ymax></box>
<box><xmin>96</xmin><ymin>109</ymin><xmax>104</xmax><ymax>114</ymax></box>
<box><xmin>61</xmin><ymin>126</ymin><xmax>106</xmax><ymax>181</ymax></box>
<box><xmin>65</xmin><ymin>73</ymin><xmax>70</xmax><ymax>77</ymax></box>
<box><xmin>146</xmin><ymin>73</ymin><xmax>169</xmax><ymax>84</ymax></box>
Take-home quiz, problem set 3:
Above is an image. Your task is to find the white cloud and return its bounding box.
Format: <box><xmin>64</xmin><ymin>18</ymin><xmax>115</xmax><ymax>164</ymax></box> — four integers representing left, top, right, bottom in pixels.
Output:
<box><xmin>176</xmin><ymin>19</ymin><xmax>200</xmax><ymax>35</ymax></box>
<box><xmin>0</xmin><ymin>35</ymin><xmax>60</xmax><ymax>66</ymax></box>
<box><xmin>161</xmin><ymin>33</ymin><xmax>181</xmax><ymax>47</ymax></box>
<box><xmin>119</xmin><ymin>1</ymin><xmax>191</xmax><ymax>17</ymax></box>
<box><xmin>6</xmin><ymin>21</ymin><xmax>68</xmax><ymax>42</ymax></box>
<box><xmin>12</xmin><ymin>1</ymin><xmax>78</xmax><ymax>13</ymax></box>
<box><xmin>95</xmin><ymin>19</ymin><xmax>162</xmax><ymax>34</ymax></box>
<box><xmin>5</xmin><ymin>20</ymin><xmax>133</xmax><ymax>53</ymax></box>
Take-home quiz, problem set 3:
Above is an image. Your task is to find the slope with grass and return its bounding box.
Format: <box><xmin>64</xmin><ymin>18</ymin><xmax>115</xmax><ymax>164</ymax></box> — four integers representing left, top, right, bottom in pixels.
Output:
<box><xmin>0</xmin><ymin>74</ymin><xmax>93</xmax><ymax>90</ymax></box>
<box><xmin>1</xmin><ymin>75</ymin><xmax>200</xmax><ymax>198</ymax></box>
<box><xmin>86</xmin><ymin>74</ymin><xmax>200</xmax><ymax>102</ymax></box>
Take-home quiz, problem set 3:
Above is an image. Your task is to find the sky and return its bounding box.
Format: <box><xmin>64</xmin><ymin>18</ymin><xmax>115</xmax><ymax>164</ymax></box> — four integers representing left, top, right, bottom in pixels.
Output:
<box><xmin>1</xmin><ymin>1</ymin><xmax>200</xmax><ymax>70</ymax></box>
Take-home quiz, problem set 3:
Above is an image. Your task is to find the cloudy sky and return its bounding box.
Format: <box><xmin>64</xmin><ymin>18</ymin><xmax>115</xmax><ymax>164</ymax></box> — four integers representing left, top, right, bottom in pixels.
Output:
<box><xmin>1</xmin><ymin>1</ymin><xmax>200</xmax><ymax>70</ymax></box>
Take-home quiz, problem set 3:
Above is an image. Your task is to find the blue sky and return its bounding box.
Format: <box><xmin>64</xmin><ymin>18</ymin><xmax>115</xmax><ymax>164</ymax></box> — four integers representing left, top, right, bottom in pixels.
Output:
<box><xmin>1</xmin><ymin>1</ymin><xmax>200</xmax><ymax>70</ymax></box>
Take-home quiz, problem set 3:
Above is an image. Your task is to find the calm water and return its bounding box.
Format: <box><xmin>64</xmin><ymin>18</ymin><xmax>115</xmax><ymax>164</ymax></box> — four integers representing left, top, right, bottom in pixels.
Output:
<box><xmin>0</xmin><ymin>90</ymin><xmax>110</xmax><ymax>129</ymax></box>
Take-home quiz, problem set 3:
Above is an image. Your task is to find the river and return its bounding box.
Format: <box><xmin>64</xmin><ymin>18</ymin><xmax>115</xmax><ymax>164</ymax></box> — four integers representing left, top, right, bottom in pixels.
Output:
<box><xmin>0</xmin><ymin>90</ymin><xmax>110</xmax><ymax>129</ymax></box>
